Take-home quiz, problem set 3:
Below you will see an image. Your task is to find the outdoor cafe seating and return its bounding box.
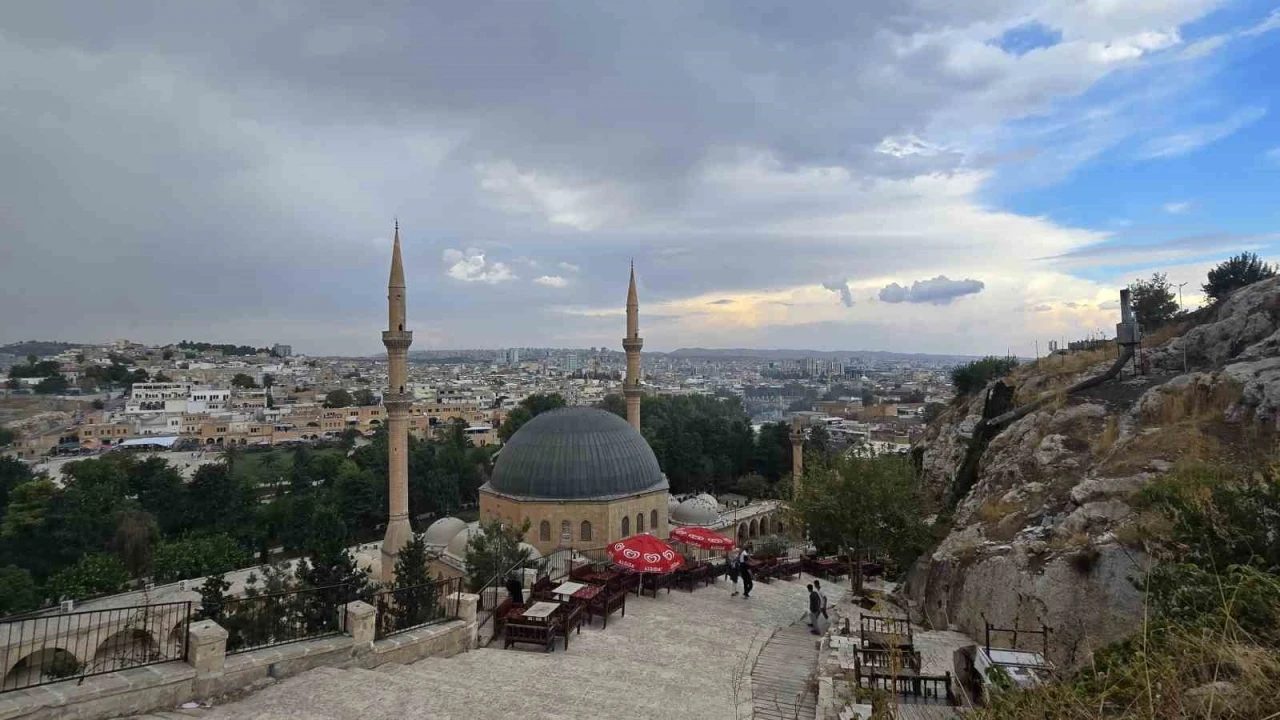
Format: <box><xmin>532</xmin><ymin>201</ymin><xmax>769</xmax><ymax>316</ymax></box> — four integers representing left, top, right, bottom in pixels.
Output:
<box><xmin>503</xmin><ymin>601</ymin><xmax>563</xmax><ymax>652</ymax></box>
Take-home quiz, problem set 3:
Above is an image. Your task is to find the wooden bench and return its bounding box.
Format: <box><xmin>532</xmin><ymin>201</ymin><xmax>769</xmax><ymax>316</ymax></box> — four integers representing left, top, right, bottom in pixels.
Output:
<box><xmin>503</xmin><ymin>621</ymin><xmax>558</xmax><ymax>652</ymax></box>
<box><xmin>854</xmin><ymin>659</ymin><xmax>955</xmax><ymax>706</ymax></box>
<box><xmin>860</xmin><ymin>615</ymin><xmax>915</xmax><ymax>651</ymax></box>
<box><xmin>587</xmin><ymin>585</ymin><xmax>627</xmax><ymax>629</ymax></box>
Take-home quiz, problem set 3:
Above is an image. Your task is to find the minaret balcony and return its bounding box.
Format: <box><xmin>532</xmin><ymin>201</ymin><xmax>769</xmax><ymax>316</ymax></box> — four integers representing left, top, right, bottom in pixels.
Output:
<box><xmin>622</xmin><ymin>338</ymin><xmax>644</xmax><ymax>352</ymax></box>
<box><xmin>382</xmin><ymin>330</ymin><xmax>414</xmax><ymax>351</ymax></box>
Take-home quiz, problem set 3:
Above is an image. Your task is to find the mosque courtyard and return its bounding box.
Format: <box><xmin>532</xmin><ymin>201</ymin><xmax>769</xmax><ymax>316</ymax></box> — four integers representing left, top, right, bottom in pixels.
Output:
<box><xmin>131</xmin><ymin>573</ymin><xmax>822</xmax><ymax>720</ymax></box>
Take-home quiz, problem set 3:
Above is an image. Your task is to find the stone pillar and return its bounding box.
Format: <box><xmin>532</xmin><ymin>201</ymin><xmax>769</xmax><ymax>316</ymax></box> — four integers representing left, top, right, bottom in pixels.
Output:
<box><xmin>381</xmin><ymin>224</ymin><xmax>414</xmax><ymax>584</ymax></box>
<box><xmin>344</xmin><ymin>600</ymin><xmax>377</xmax><ymax>650</ymax></box>
<box><xmin>624</xmin><ymin>262</ymin><xmax>643</xmax><ymax>433</ymax></box>
<box><xmin>790</xmin><ymin>416</ymin><xmax>804</xmax><ymax>493</ymax></box>
<box><xmin>187</xmin><ymin>619</ymin><xmax>228</xmax><ymax>676</ymax></box>
<box><xmin>440</xmin><ymin>592</ymin><xmax>481</xmax><ymax>649</ymax></box>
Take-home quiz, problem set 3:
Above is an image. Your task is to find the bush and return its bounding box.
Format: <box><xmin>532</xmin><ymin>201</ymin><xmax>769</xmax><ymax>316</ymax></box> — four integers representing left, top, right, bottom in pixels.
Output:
<box><xmin>46</xmin><ymin>553</ymin><xmax>128</xmax><ymax>601</ymax></box>
<box><xmin>152</xmin><ymin>534</ymin><xmax>252</xmax><ymax>583</ymax></box>
<box><xmin>950</xmin><ymin>356</ymin><xmax>1018</xmax><ymax>396</ymax></box>
<box><xmin>1204</xmin><ymin>252</ymin><xmax>1276</xmax><ymax>302</ymax></box>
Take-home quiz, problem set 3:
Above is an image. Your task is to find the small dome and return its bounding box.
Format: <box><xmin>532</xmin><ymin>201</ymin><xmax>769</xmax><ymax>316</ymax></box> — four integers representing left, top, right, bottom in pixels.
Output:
<box><xmin>486</xmin><ymin>407</ymin><xmax>667</xmax><ymax>500</ymax></box>
<box><xmin>423</xmin><ymin>516</ymin><xmax>467</xmax><ymax>547</ymax></box>
<box><xmin>671</xmin><ymin>496</ymin><xmax>720</xmax><ymax>526</ymax></box>
<box><xmin>696</xmin><ymin>493</ymin><xmax>719</xmax><ymax>510</ymax></box>
<box><xmin>445</xmin><ymin>524</ymin><xmax>481</xmax><ymax>559</ymax></box>
<box><xmin>518</xmin><ymin>542</ymin><xmax>543</xmax><ymax>560</ymax></box>
<box><xmin>667</xmin><ymin>495</ymin><xmax>681</xmax><ymax>511</ymax></box>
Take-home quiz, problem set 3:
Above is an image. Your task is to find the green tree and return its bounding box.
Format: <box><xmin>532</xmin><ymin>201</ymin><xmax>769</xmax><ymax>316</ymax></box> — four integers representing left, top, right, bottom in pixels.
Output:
<box><xmin>111</xmin><ymin>509</ymin><xmax>159</xmax><ymax>577</ymax></box>
<box><xmin>463</xmin><ymin>518</ymin><xmax>534</xmax><ymax>592</ymax></box>
<box><xmin>186</xmin><ymin>464</ymin><xmax>257</xmax><ymax>539</ymax></box>
<box><xmin>231</xmin><ymin>373</ymin><xmax>258</xmax><ymax>389</ymax></box>
<box><xmin>153</xmin><ymin>534</ymin><xmax>252</xmax><ymax>583</ymax></box>
<box><xmin>196</xmin><ymin>573</ymin><xmax>231</xmax><ymax>621</ymax></box>
<box><xmin>323</xmin><ymin>388</ymin><xmax>354</xmax><ymax>408</ymax></box>
<box><xmin>0</xmin><ymin>565</ymin><xmax>40</xmax><ymax>615</ymax></box>
<box><xmin>498</xmin><ymin>393</ymin><xmax>566</xmax><ymax>442</ymax></box>
<box><xmin>0</xmin><ymin>427</ymin><xmax>15</xmax><ymax>447</ymax></box>
<box><xmin>788</xmin><ymin>454</ymin><xmax>928</xmax><ymax>593</ymax></box>
<box><xmin>46</xmin><ymin>553</ymin><xmax>129</xmax><ymax>601</ymax></box>
<box><xmin>352</xmin><ymin>388</ymin><xmax>377</xmax><ymax>406</ymax></box>
<box><xmin>736</xmin><ymin>473</ymin><xmax>773</xmax><ymax>499</ymax></box>
<box><xmin>0</xmin><ymin>455</ymin><xmax>34</xmax><ymax>518</ymax></box>
<box><xmin>127</xmin><ymin>457</ymin><xmax>187</xmax><ymax>534</ymax></box>
<box><xmin>1130</xmin><ymin>271</ymin><xmax>1181</xmax><ymax>329</ymax></box>
<box><xmin>950</xmin><ymin>356</ymin><xmax>1018</xmax><ymax>396</ymax></box>
<box><xmin>34</xmin><ymin>375</ymin><xmax>70</xmax><ymax>394</ymax></box>
<box><xmin>298</xmin><ymin>506</ymin><xmax>370</xmax><ymax>597</ymax></box>
<box><xmin>1203</xmin><ymin>251</ymin><xmax>1277</xmax><ymax>302</ymax></box>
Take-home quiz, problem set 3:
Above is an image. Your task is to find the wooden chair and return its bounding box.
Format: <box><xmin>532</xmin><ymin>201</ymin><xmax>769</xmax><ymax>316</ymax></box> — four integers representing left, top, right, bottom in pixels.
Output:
<box><xmin>503</xmin><ymin>620</ymin><xmax>557</xmax><ymax>652</ymax></box>
<box><xmin>588</xmin><ymin>586</ymin><xmax>627</xmax><ymax>629</ymax></box>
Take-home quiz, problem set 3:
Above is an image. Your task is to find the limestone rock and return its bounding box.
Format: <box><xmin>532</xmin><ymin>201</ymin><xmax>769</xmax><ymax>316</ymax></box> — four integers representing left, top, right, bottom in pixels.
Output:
<box><xmin>1069</xmin><ymin>475</ymin><xmax>1150</xmax><ymax>505</ymax></box>
<box><xmin>1058</xmin><ymin>501</ymin><xmax>1131</xmax><ymax>537</ymax></box>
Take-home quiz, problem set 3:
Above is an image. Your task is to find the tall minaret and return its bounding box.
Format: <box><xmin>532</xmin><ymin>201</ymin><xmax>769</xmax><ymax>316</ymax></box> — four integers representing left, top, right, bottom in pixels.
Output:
<box><xmin>623</xmin><ymin>261</ymin><xmax>643</xmax><ymax>432</ymax></box>
<box><xmin>381</xmin><ymin>222</ymin><xmax>414</xmax><ymax>584</ymax></box>
<box><xmin>790</xmin><ymin>416</ymin><xmax>804</xmax><ymax>492</ymax></box>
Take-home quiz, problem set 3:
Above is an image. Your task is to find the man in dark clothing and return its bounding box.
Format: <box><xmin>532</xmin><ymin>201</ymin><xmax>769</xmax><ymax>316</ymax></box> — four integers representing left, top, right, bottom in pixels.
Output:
<box><xmin>739</xmin><ymin>546</ymin><xmax>754</xmax><ymax>598</ymax></box>
<box><xmin>807</xmin><ymin>584</ymin><xmax>821</xmax><ymax>634</ymax></box>
<box><xmin>504</xmin><ymin>573</ymin><xmax>524</xmax><ymax>606</ymax></box>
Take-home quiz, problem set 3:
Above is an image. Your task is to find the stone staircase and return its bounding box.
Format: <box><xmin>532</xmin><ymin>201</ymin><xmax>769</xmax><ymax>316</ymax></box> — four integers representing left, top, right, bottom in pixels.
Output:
<box><xmin>134</xmin><ymin>575</ymin><xmax>822</xmax><ymax>719</ymax></box>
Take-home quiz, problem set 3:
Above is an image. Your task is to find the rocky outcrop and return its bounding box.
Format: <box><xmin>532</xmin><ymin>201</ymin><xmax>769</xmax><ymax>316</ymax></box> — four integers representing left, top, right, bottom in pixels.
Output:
<box><xmin>906</xmin><ymin>276</ymin><xmax>1280</xmax><ymax>669</ymax></box>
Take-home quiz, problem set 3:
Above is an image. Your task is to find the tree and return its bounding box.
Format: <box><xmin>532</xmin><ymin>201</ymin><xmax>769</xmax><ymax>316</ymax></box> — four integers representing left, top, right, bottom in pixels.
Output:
<box><xmin>498</xmin><ymin>393</ymin><xmax>566</xmax><ymax>442</ymax></box>
<box><xmin>152</xmin><ymin>534</ymin><xmax>251</xmax><ymax>583</ymax></box>
<box><xmin>788</xmin><ymin>454</ymin><xmax>929</xmax><ymax>593</ymax></box>
<box><xmin>195</xmin><ymin>573</ymin><xmax>231</xmax><ymax>621</ymax></box>
<box><xmin>352</xmin><ymin>388</ymin><xmax>377</xmax><ymax>406</ymax></box>
<box><xmin>736</xmin><ymin>473</ymin><xmax>773</xmax><ymax>499</ymax></box>
<box><xmin>162</xmin><ymin>349</ymin><xmax>174</xmax><ymax>360</ymax></box>
<box><xmin>0</xmin><ymin>565</ymin><xmax>40</xmax><ymax>615</ymax></box>
<box><xmin>1204</xmin><ymin>252</ymin><xmax>1277</xmax><ymax>302</ymax></box>
<box><xmin>1130</xmin><ymin>271</ymin><xmax>1180</xmax><ymax>330</ymax></box>
<box><xmin>297</xmin><ymin>506</ymin><xmax>370</xmax><ymax>597</ymax></box>
<box><xmin>111</xmin><ymin>509</ymin><xmax>159</xmax><ymax>577</ymax></box>
<box><xmin>231</xmin><ymin>373</ymin><xmax>258</xmax><ymax>389</ymax></box>
<box><xmin>463</xmin><ymin>518</ymin><xmax>533</xmax><ymax>592</ymax></box>
<box><xmin>46</xmin><ymin>553</ymin><xmax>129</xmax><ymax>601</ymax></box>
<box><xmin>323</xmin><ymin>389</ymin><xmax>354</xmax><ymax>408</ymax></box>
<box><xmin>152</xmin><ymin>371</ymin><xmax>172</xmax><ymax>383</ymax></box>
<box><xmin>0</xmin><ymin>456</ymin><xmax>34</xmax><ymax>518</ymax></box>
<box><xmin>261</xmin><ymin>373</ymin><xmax>275</xmax><ymax>389</ymax></box>
<box><xmin>91</xmin><ymin>399</ymin><xmax>104</xmax><ymax>410</ymax></box>
<box><xmin>34</xmin><ymin>375</ymin><xmax>69</xmax><ymax>394</ymax></box>
<box><xmin>950</xmin><ymin>356</ymin><xmax>1018</xmax><ymax>396</ymax></box>
<box><xmin>0</xmin><ymin>427</ymin><xmax>15</xmax><ymax>447</ymax></box>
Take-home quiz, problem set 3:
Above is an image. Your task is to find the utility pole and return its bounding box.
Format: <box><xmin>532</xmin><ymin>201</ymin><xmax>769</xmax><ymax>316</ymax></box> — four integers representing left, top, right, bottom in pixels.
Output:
<box><xmin>1176</xmin><ymin>282</ymin><xmax>1189</xmax><ymax>372</ymax></box>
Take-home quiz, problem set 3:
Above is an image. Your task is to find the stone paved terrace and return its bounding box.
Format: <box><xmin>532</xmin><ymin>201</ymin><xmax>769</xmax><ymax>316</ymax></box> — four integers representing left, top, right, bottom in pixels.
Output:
<box><xmin>130</xmin><ymin>573</ymin><xmax>825</xmax><ymax>720</ymax></box>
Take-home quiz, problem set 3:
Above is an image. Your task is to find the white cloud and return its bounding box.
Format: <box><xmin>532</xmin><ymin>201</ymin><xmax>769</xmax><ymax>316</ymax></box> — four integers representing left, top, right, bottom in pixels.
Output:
<box><xmin>1163</xmin><ymin>201</ymin><xmax>1191</xmax><ymax>214</ymax></box>
<box><xmin>1138</xmin><ymin>106</ymin><xmax>1267</xmax><ymax>159</ymax></box>
<box><xmin>822</xmin><ymin>280</ymin><xmax>855</xmax><ymax>307</ymax></box>
<box><xmin>442</xmin><ymin>248</ymin><xmax>516</xmax><ymax>284</ymax></box>
<box><xmin>558</xmin><ymin>261</ymin><xmax>581</xmax><ymax>273</ymax></box>
<box><xmin>1242</xmin><ymin>8</ymin><xmax>1280</xmax><ymax>37</ymax></box>
<box><xmin>878</xmin><ymin>276</ymin><xmax>987</xmax><ymax>305</ymax></box>
<box><xmin>534</xmin><ymin>275</ymin><xmax>568</xmax><ymax>288</ymax></box>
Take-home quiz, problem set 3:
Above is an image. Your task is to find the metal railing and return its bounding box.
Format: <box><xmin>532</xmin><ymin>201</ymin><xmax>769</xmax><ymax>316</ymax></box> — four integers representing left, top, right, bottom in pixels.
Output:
<box><xmin>1</xmin><ymin>601</ymin><xmax>191</xmax><ymax>693</ymax></box>
<box><xmin>215</xmin><ymin>585</ymin><xmax>350</xmax><ymax>655</ymax></box>
<box><xmin>374</xmin><ymin>577</ymin><xmax>463</xmax><ymax>640</ymax></box>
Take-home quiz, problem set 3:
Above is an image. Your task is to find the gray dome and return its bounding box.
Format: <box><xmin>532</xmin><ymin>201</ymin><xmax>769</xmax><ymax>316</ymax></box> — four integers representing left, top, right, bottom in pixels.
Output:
<box><xmin>445</xmin><ymin>525</ymin><xmax>480</xmax><ymax>559</ymax></box>
<box><xmin>671</xmin><ymin>496</ymin><xmax>720</xmax><ymax>526</ymax></box>
<box><xmin>485</xmin><ymin>407</ymin><xmax>667</xmax><ymax>500</ymax></box>
<box><xmin>423</xmin><ymin>516</ymin><xmax>467</xmax><ymax>547</ymax></box>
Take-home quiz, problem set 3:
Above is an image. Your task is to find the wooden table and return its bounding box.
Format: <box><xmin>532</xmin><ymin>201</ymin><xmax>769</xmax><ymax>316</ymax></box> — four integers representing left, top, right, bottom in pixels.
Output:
<box><xmin>570</xmin><ymin>584</ymin><xmax>602</xmax><ymax>601</ymax></box>
<box><xmin>522</xmin><ymin>601</ymin><xmax>561</xmax><ymax>620</ymax></box>
<box><xmin>504</xmin><ymin>602</ymin><xmax>562</xmax><ymax>652</ymax></box>
<box><xmin>551</xmin><ymin>581</ymin><xmax>585</xmax><ymax>601</ymax></box>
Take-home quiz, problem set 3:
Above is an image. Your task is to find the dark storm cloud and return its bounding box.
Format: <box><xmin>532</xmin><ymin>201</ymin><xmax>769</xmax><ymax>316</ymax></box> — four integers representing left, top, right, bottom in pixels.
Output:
<box><xmin>878</xmin><ymin>276</ymin><xmax>986</xmax><ymax>305</ymax></box>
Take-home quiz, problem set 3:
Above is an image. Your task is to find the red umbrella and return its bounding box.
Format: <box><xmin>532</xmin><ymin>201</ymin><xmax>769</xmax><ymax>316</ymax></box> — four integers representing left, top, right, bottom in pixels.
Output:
<box><xmin>609</xmin><ymin>533</ymin><xmax>686</xmax><ymax>573</ymax></box>
<box><xmin>669</xmin><ymin>526</ymin><xmax>736</xmax><ymax>550</ymax></box>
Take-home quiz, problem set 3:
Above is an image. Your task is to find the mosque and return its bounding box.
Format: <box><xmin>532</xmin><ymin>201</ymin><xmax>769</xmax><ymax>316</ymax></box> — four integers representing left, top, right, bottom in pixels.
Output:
<box><xmin>374</xmin><ymin>230</ymin><xmax>787</xmax><ymax>583</ymax></box>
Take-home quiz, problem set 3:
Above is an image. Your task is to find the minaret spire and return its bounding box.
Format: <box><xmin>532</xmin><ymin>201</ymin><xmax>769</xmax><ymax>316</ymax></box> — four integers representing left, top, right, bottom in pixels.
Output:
<box><xmin>381</xmin><ymin>222</ymin><xmax>414</xmax><ymax>583</ymax></box>
<box><xmin>623</xmin><ymin>261</ymin><xmax>643</xmax><ymax>432</ymax></box>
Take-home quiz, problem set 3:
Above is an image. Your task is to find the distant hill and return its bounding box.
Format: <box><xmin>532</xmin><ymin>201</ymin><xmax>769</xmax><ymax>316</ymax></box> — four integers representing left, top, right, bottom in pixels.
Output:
<box><xmin>665</xmin><ymin>347</ymin><xmax>982</xmax><ymax>364</ymax></box>
<box><xmin>0</xmin><ymin>340</ymin><xmax>82</xmax><ymax>358</ymax></box>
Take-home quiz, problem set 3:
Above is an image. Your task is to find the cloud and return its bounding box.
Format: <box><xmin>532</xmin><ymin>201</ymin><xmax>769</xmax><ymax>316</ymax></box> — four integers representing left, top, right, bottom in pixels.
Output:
<box><xmin>1138</xmin><ymin>107</ymin><xmax>1267</xmax><ymax>159</ymax></box>
<box><xmin>1033</xmin><ymin>303</ymin><xmax>1053</xmax><ymax>312</ymax></box>
<box><xmin>558</xmin><ymin>261</ymin><xmax>581</xmax><ymax>273</ymax></box>
<box><xmin>1045</xmin><ymin>232</ymin><xmax>1275</xmax><ymax>268</ymax></box>
<box><xmin>1242</xmin><ymin>8</ymin><xmax>1280</xmax><ymax>37</ymax></box>
<box><xmin>822</xmin><ymin>280</ymin><xmax>855</xmax><ymax>308</ymax></box>
<box><xmin>443</xmin><ymin>248</ymin><xmax>516</xmax><ymax>284</ymax></box>
<box><xmin>1163</xmin><ymin>201</ymin><xmax>1191</xmax><ymax>214</ymax></box>
<box><xmin>709</xmin><ymin>299</ymin><xmax>734</xmax><ymax>306</ymax></box>
<box><xmin>1267</xmin><ymin>147</ymin><xmax>1280</xmax><ymax>163</ymax></box>
<box><xmin>878</xmin><ymin>276</ymin><xmax>986</xmax><ymax>305</ymax></box>
<box><xmin>534</xmin><ymin>275</ymin><xmax>568</xmax><ymax>288</ymax></box>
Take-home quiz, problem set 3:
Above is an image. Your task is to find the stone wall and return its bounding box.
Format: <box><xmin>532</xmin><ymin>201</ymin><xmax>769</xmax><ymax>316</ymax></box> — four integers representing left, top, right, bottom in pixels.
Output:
<box><xmin>0</xmin><ymin>593</ymin><xmax>478</xmax><ymax>720</ymax></box>
<box><xmin>480</xmin><ymin>488</ymin><xmax>668</xmax><ymax>555</ymax></box>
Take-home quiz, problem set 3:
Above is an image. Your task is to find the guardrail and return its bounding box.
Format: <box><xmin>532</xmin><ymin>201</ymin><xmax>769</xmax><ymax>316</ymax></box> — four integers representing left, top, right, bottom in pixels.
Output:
<box><xmin>374</xmin><ymin>577</ymin><xmax>463</xmax><ymax>640</ymax></box>
<box><xmin>216</xmin><ymin>585</ymin><xmax>350</xmax><ymax>655</ymax></box>
<box><xmin>1</xmin><ymin>601</ymin><xmax>191</xmax><ymax>693</ymax></box>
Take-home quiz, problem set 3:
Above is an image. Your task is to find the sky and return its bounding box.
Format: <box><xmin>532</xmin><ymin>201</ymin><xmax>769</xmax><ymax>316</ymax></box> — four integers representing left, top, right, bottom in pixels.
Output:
<box><xmin>1</xmin><ymin>1</ymin><xmax>1278</xmax><ymax>357</ymax></box>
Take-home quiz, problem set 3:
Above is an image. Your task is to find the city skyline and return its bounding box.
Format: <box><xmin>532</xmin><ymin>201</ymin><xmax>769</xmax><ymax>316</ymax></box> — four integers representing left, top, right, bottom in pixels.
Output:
<box><xmin>2</xmin><ymin>2</ymin><xmax>1278</xmax><ymax>356</ymax></box>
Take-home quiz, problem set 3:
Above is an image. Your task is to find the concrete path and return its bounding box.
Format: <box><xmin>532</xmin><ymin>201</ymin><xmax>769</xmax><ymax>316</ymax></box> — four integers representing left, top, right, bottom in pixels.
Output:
<box><xmin>133</xmin><ymin>574</ymin><xmax>823</xmax><ymax>720</ymax></box>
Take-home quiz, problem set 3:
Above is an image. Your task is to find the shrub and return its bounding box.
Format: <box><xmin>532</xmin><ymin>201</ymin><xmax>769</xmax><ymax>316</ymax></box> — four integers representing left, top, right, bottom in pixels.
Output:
<box><xmin>951</xmin><ymin>356</ymin><xmax>1019</xmax><ymax>396</ymax></box>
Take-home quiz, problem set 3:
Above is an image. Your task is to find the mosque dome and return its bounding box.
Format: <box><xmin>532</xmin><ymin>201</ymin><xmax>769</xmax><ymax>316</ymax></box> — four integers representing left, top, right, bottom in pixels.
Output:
<box><xmin>518</xmin><ymin>542</ymin><xmax>543</xmax><ymax>560</ymax></box>
<box><xmin>695</xmin><ymin>493</ymin><xmax>720</xmax><ymax>510</ymax></box>
<box><xmin>671</xmin><ymin>495</ymin><xmax>721</xmax><ymax>526</ymax></box>
<box><xmin>486</xmin><ymin>407</ymin><xmax>667</xmax><ymax>500</ymax></box>
<box><xmin>423</xmin><ymin>516</ymin><xmax>467</xmax><ymax>547</ymax></box>
<box><xmin>445</xmin><ymin>524</ymin><xmax>480</xmax><ymax>559</ymax></box>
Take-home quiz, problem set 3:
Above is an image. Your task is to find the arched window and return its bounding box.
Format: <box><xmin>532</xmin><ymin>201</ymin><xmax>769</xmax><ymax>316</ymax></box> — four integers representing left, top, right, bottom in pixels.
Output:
<box><xmin>580</xmin><ymin>521</ymin><xmax>592</xmax><ymax>542</ymax></box>
<box><xmin>539</xmin><ymin>520</ymin><xmax>551</xmax><ymax>542</ymax></box>
<box><xmin>636</xmin><ymin>513</ymin><xmax>644</xmax><ymax>533</ymax></box>
<box><xmin>560</xmin><ymin>520</ymin><xmax>571</xmax><ymax>543</ymax></box>
<box><xmin>621</xmin><ymin>516</ymin><xmax>630</xmax><ymax>537</ymax></box>
<box><xmin>650</xmin><ymin>509</ymin><xmax>658</xmax><ymax>532</ymax></box>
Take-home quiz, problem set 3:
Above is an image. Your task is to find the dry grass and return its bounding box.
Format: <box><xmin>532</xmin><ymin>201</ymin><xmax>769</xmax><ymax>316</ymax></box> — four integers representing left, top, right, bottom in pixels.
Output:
<box><xmin>1013</xmin><ymin>347</ymin><xmax>1118</xmax><ymax>404</ymax></box>
<box><xmin>1049</xmin><ymin>531</ymin><xmax>1091</xmax><ymax>552</ymax></box>
<box><xmin>1106</xmin><ymin>423</ymin><xmax>1224</xmax><ymax>474</ymax></box>
<box><xmin>1142</xmin><ymin>380</ymin><xmax>1241</xmax><ymax>426</ymax></box>
<box><xmin>977</xmin><ymin>498</ymin><xmax>1019</xmax><ymax>525</ymax></box>
<box><xmin>1093</xmin><ymin>416</ymin><xmax>1121</xmax><ymax>458</ymax></box>
<box><xmin>1142</xmin><ymin>320</ymin><xmax>1193</xmax><ymax>348</ymax></box>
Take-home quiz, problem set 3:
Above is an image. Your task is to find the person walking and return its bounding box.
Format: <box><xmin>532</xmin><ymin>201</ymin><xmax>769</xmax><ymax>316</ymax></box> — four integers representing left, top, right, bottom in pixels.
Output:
<box><xmin>739</xmin><ymin>545</ymin><xmax>754</xmax><ymax>599</ymax></box>
<box><xmin>727</xmin><ymin>549</ymin><xmax>741</xmax><ymax>596</ymax></box>
<box><xmin>807</xmin><ymin>584</ymin><xmax>821</xmax><ymax>635</ymax></box>
<box><xmin>814</xmin><ymin>579</ymin><xmax>830</xmax><ymax>633</ymax></box>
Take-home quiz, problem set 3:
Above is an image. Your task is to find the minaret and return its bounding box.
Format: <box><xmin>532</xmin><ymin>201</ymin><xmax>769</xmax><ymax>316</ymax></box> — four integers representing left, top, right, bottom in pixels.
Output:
<box><xmin>623</xmin><ymin>261</ymin><xmax>643</xmax><ymax>432</ymax></box>
<box><xmin>381</xmin><ymin>222</ymin><xmax>414</xmax><ymax>584</ymax></box>
<box><xmin>790</xmin><ymin>416</ymin><xmax>804</xmax><ymax>491</ymax></box>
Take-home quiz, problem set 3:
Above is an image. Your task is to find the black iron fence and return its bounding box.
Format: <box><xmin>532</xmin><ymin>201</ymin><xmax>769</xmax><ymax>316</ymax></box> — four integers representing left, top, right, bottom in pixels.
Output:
<box><xmin>214</xmin><ymin>584</ymin><xmax>350</xmax><ymax>655</ymax></box>
<box><xmin>374</xmin><ymin>577</ymin><xmax>463</xmax><ymax>640</ymax></box>
<box><xmin>1</xmin><ymin>601</ymin><xmax>191</xmax><ymax>693</ymax></box>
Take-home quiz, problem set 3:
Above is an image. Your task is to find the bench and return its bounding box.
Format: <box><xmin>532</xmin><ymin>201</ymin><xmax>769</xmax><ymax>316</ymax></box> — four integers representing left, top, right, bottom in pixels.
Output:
<box><xmin>503</xmin><ymin>621</ymin><xmax>558</xmax><ymax>652</ymax></box>
<box><xmin>587</xmin><ymin>586</ymin><xmax>627</xmax><ymax>629</ymax></box>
